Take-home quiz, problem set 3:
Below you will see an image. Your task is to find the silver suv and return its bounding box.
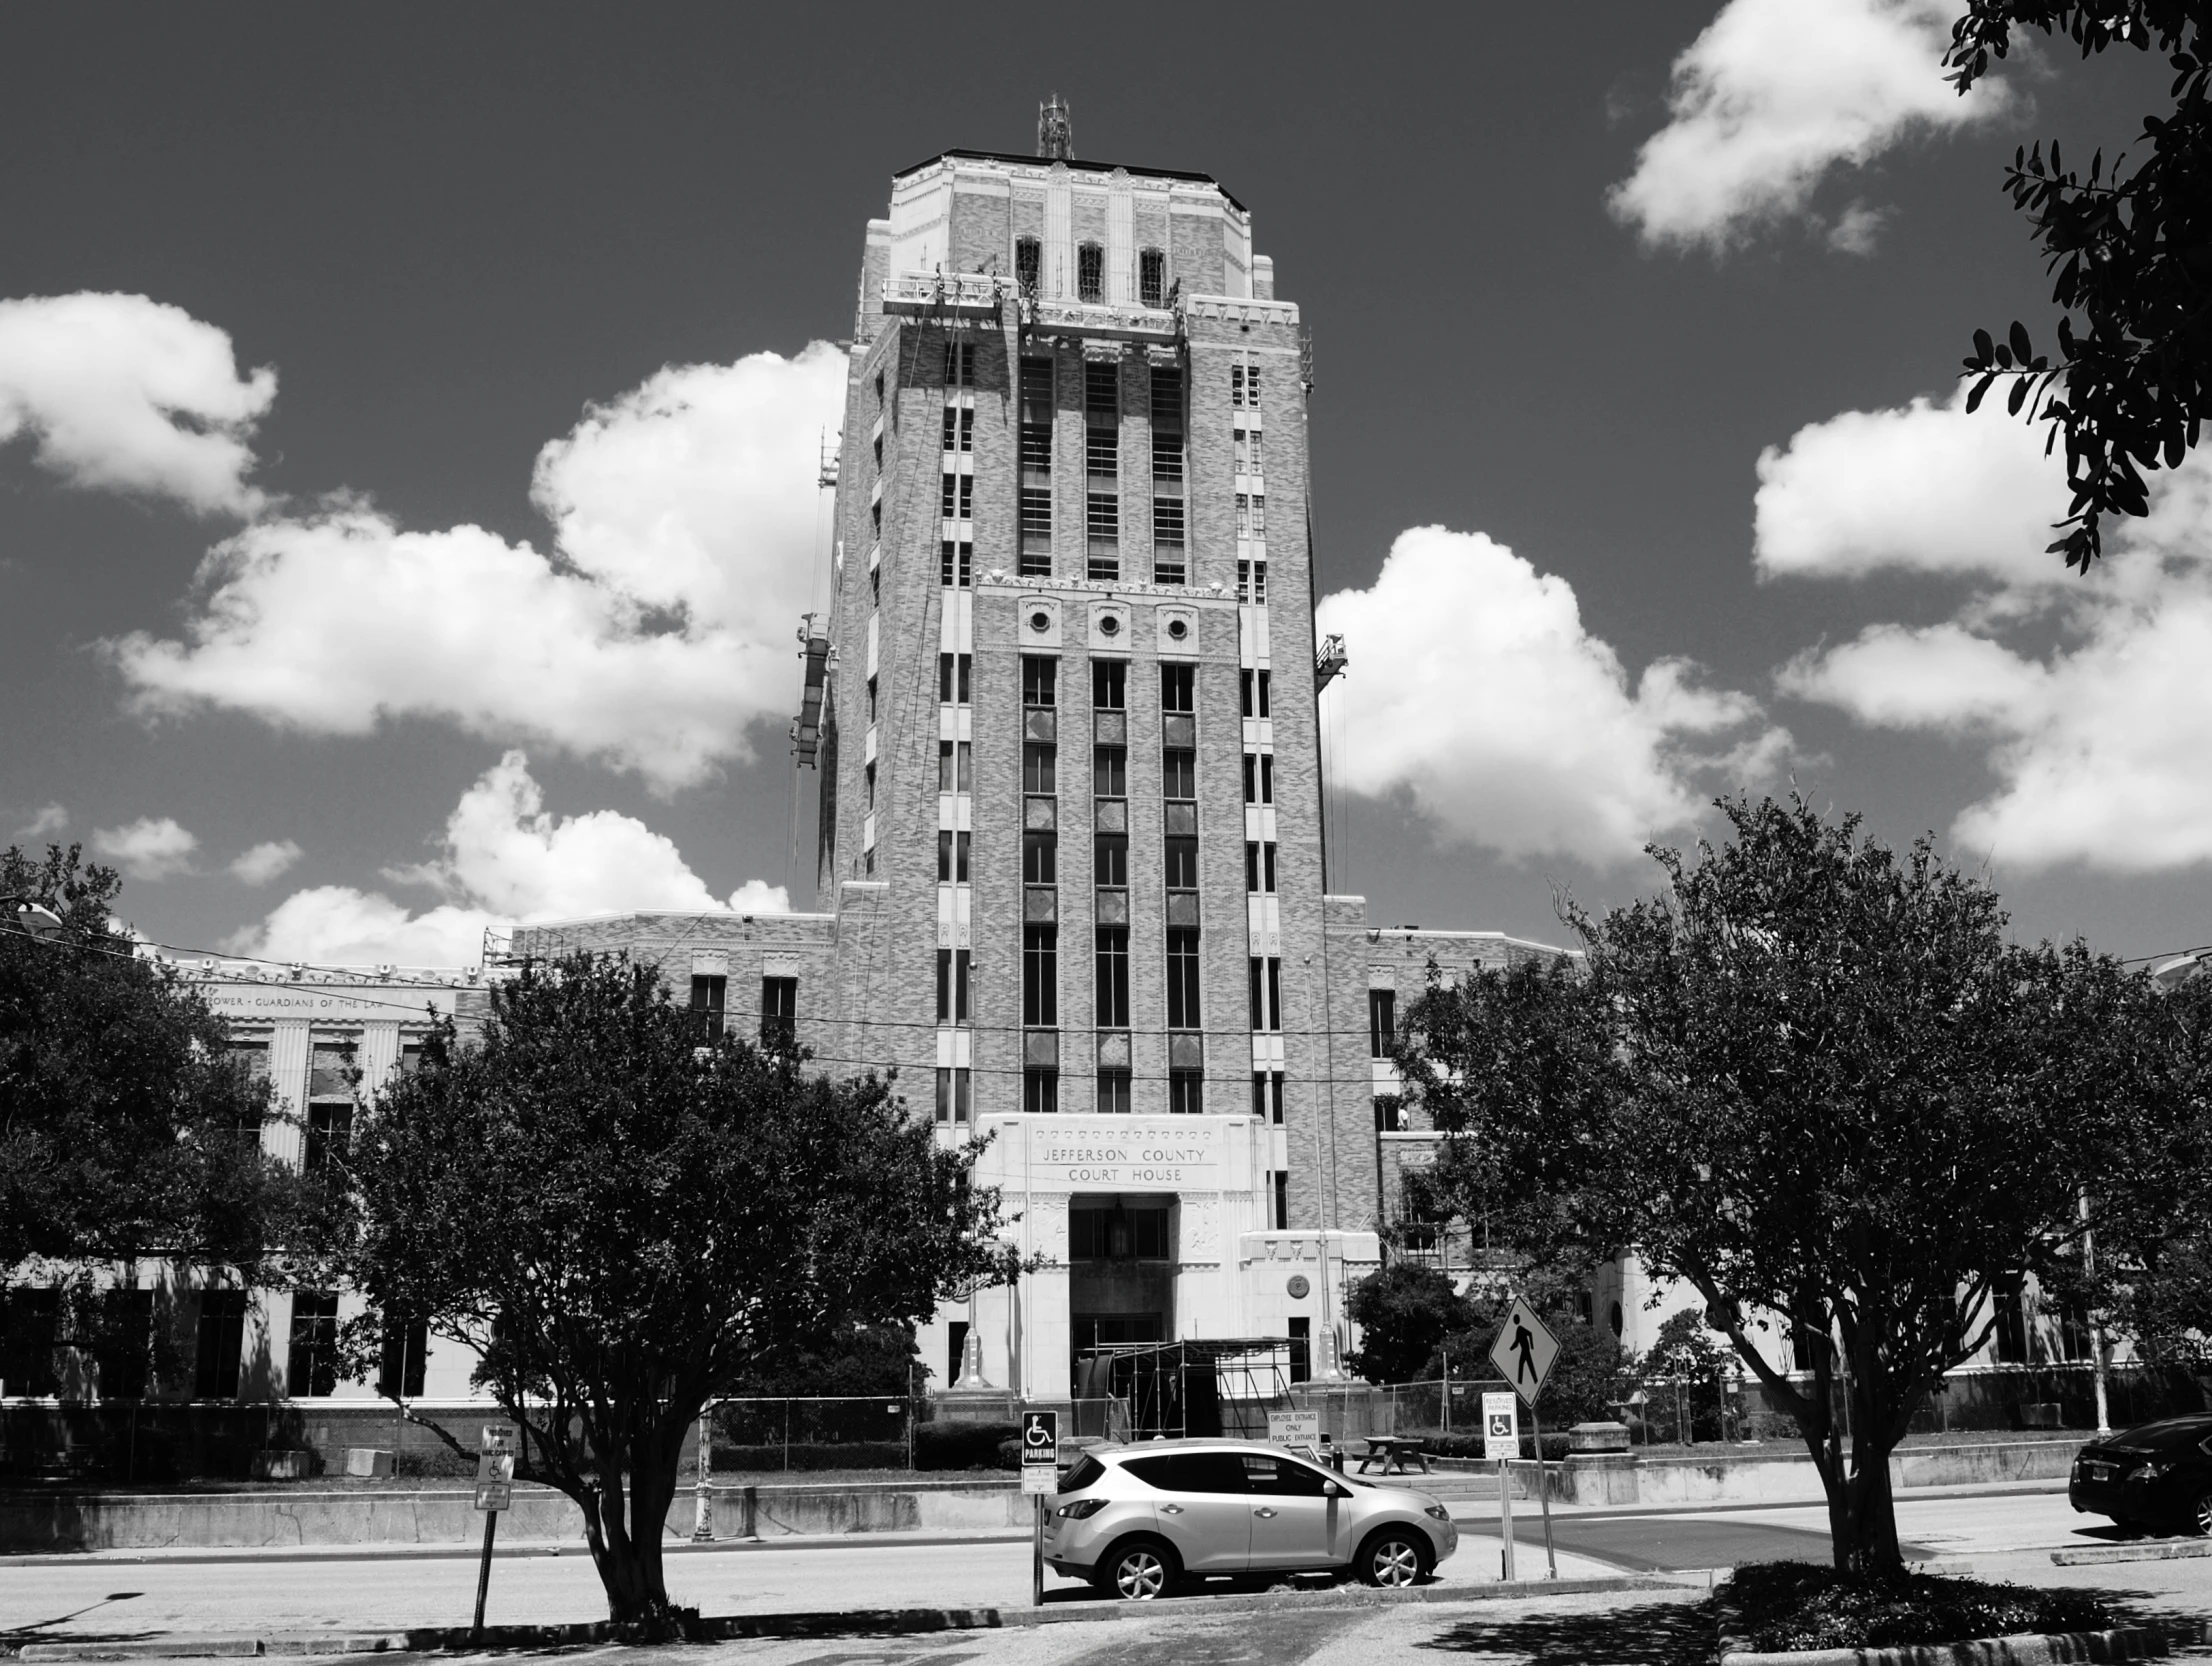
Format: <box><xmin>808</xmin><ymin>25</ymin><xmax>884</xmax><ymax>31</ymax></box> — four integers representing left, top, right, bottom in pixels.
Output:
<box><xmin>1042</xmin><ymin>1437</ymin><xmax>1459</xmax><ymax>1599</ymax></box>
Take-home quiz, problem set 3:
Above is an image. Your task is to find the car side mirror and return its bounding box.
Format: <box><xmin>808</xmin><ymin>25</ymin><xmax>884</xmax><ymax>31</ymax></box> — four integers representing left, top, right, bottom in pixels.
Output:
<box><xmin>1324</xmin><ymin>1481</ymin><xmax>1348</xmax><ymax>1498</ymax></box>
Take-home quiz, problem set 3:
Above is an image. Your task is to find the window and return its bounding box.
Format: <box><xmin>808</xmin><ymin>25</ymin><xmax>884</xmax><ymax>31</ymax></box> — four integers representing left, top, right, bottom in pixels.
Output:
<box><xmin>936</xmin><ymin>948</ymin><xmax>972</xmax><ymax>1024</ymax></box>
<box><xmin>1373</xmin><ymin>1093</ymin><xmax>1406</xmax><ymax>1132</ymax></box>
<box><xmin>873</xmin><ymin>433</ymin><xmax>883</xmax><ymax>472</ymax></box>
<box><xmin>939</xmin><ymin>652</ymin><xmax>972</xmax><ymax>704</ymax></box>
<box><xmin>1020</xmin><ymin>356</ymin><xmax>1054</xmax><ymax>418</ymax></box>
<box><xmin>1239</xmin><ymin>558</ymin><xmax>1269</xmax><ymax>605</ymax></box>
<box><xmin>939</xmin><ymin>470</ymin><xmax>973</xmax><ymax>520</ymax></box>
<box><xmin>1023</xmin><ymin>741</ymin><xmax>1057</xmax><ymax>794</ymax></box>
<box><xmin>1085</xmin><ymin>425</ymin><xmax>1119</xmax><ymax>477</ymax></box>
<box><xmin>1251</xmin><ymin>1069</ymin><xmax>1285</xmax><ymax>1124</ymax></box>
<box><xmin>1086</xmin><ymin>490</ymin><xmax>1119</xmax><ymax>542</ymax></box>
<box><xmin>939</xmin><ymin>539</ymin><xmax>972</xmax><ymax>587</ymax></box>
<box><xmin>1245</xmin><ymin>840</ymin><xmax>1277</xmax><ymax>894</ymax></box>
<box><xmin>1024</xmin><ymin>924</ymin><xmax>1058</xmax><ymax>1027</ymax></box>
<box><xmin>690</xmin><ymin>973</ymin><xmax>728</xmax><ymax>1041</ymax></box>
<box><xmin>1248</xmin><ymin>956</ymin><xmax>1282</xmax><ymax>1032</ymax></box>
<box><xmin>1020</xmin><ymin>420</ymin><xmax>1052</xmax><ymax>473</ymax></box>
<box><xmin>306</xmin><ymin>1103</ymin><xmax>353</xmax><ymax>1174</ymax></box>
<box><xmin>1151</xmin><ymin>365</ymin><xmax>1182</xmax><ymax>426</ymax></box>
<box><xmin>875</xmin><ymin>370</ymin><xmax>885</xmax><ymax>406</ymax></box>
<box><xmin>1153</xmin><ymin>494</ymin><xmax>1186</xmax><ymax>545</ymax></box>
<box><xmin>935</xmin><ymin>1066</ymin><xmax>972</xmax><ymax>1125</ymax></box>
<box><xmin>1094</xmin><ymin>745</ymin><xmax>1127</xmax><ymax>797</ymax></box>
<box><xmin>941</xmin><ymin>405</ymin><xmax>974</xmax><ymax>452</ymax></box>
<box><xmin>93</xmin><ymin>1287</ymin><xmax>154</xmax><ymax>1398</ymax></box>
<box><xmin>1287</xmin><ymin>1315</ymin><xmax>1310</xmax><ymax>1383</ymax></box>
<box><xmin>194</xmin><ymin>1289</ymin><xmax>247</xmax><ymax>1400</ymax></box>
<box><xmin>937</xmin><ymin>829</ymin><xmax>971</xmax><ymax>882</ymax></box>
<box><xmin>1369</xmin><ymin>988</ymin><xmax>1397</xmax><ymax>1058</ymax></box>
<box><xmin>1</xmin><ymin>1287</ymin><xmax>60</xmax><ymax>1398</ymax></box>
<box><xmin>226</xmin><ymin>1040</ymin><xmax>269</xmax><ymax>1138</ymax></box>
<box><xmin>1138</xmin><ymin>247</ymin><xmax>1166</xmax><ymax>308</ymax></box>
<box><xmin>864</xmin><ymin>760</ymin><xmax>876</xmax><ymax>810</ymax></box>
<box><xmin>1085</xmin><ymin>359</ymin><xmax>1118</xmax><ymax>415</ymax></box>
<box><xmin>1242</xmin><ymin>1453</ymin><xmax>1335</xmax><ymax>1496</ymax></box>
<box><xmin>1024</xmin><ymin>829</ymin><xmax>1058</xmax><ymax>885</ymax></box>
<box><xmin>1124</xmin><ymin>1450</ymin><xmax>1246</xmax><ymax>1493</ymax></box>
<box><xmin>1991</xmin><ymin>1277</ymin><xmax>2032</xmax><ymax>1364</ymax></box>
<box><xmin>1162</xmin><ymin>748</ymin><xmax>1195</xmax><ymax>800</ymax></box>
<box><xmin>1240</xmin><ymin>669</ymin><xmax>1273</xmax><ymax>718</ymax></box>
<box><xmin>1097</xmin><ymin>1069</ymin><xmax>1132</xmax><ymax>1114</ymax></box>
<box><xmin>1096</xmin><ymin>926</ymin><xmax>1130</xmax><ymax>1027</ymax></box>
<box><xmin>1071</xmin><ymin>1201</ymin><xmax>1170</xmax><ymax>1260</ymax></box>
<box><xmin>1275</xmin><ymin>1172</ymin><xmax>1290</xmax><ymax>1231</ymax></box>
<box><xmin>1231</xmin><ymin>364</ymin><xmax>1260</xmax><ymax>409</ymax></box>
<box><xmin>1094</xmin><ymin>833</ymin><xmax>1128</xmax><ymax>888</ymax></box>
<box><xmin>1161</xmin><ymin>662</ymin><xmax>1194</xmax><ymax>714</ymax></box>
<box><xmin>869</xmin><ymin>559</ymin><xmax>881</xmax><ymax>605</ymax></box>
<box><xmin>1022</xmin><ymin>655</ymin><xmax>1057</xmax><ymax>708</ymax></box>
<box><xmin>1248</xmin><ymin>494</ymin><xmax>1266</xmax><ymax>539</ymax></box>
<box><xmin>1169</xmin><ymin>1068</ymin><xmax>1204</xmax><ymax>1115</ymax></box>
<box><xmin>947</xmin><ymin>1318</ymin><xmax>970</xmax><ymax>1382</ymax></box>
<box><xmin>1093</xmin><ymin>659</ymin><xmax>1126</xmax><ymax>710</ymax></box>
<box><xmin>1077</xmin><ymin>242</ymin><xmax>1103</xmax><ymax>302</ymax></box>
<box><xmin>944</xmin><ymin>339</ymin><xmax>974</xmax><ymax>386</ymax></box>
<box><xmin>1164</xmin><ymin>836</ymin><xmax>1199</xmax><ymax>889</ymax></box>
<box><xmin>377</xmin><ymin>1312</ymin><xmax>429</xmax><ymax>1400</ymax></box>
<box><xmin>288</xmin><ymin>1292</ymin><xmax>340</xmax><ymax>1398</ymax></box>
<box><xmin>939</xmin><ymin>739</ymin><xmax>974</xmax><ymax>793</ymax></box>
<box><xmin>1024</xmin><ymin>1069</ymin><xmax>1059</xmax><ymax>1114</ymax></box>
<box><xmin>1015</xmin><ymin>236</ymin><xmax>1041</xmax><ymax>291</ymax></box>
<box><xmin>761</xmin><ymin>976</ymin><xmax>798</xmax><ymax>1050</ymax></box>
<box><xmin>1243</xmin><ymin>752</ymin><xmax>1274</xmax><ymax>804</ymax></box>
<box><xmin>1166</xmin><ymin>928</ymin><xmax>1201</xmax><ymax>1029</ymax></box>
<box><xmin>1019</xmin><ymin>488</ymin><xmax>1053</xmax><ymax>572</ymax></box>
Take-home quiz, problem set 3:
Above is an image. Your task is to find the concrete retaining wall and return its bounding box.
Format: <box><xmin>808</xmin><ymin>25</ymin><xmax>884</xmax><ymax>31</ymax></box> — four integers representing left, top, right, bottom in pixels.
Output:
<box><xmin>0</xmin><ymin>1478</ymin><xmax>1031</xmax><ymax>1555</ymax></box>
<box><xmin>1553</xmin><ymin>1438</ymin><xmax>2077</xmax><ymax>1507</ymax></box>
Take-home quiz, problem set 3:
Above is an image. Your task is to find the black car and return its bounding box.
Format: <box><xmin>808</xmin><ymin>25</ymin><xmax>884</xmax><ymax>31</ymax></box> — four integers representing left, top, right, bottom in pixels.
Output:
<box><xmin>2070</xmin><ymin>1416</ymin><xmax>2212</xmax><ymax>1533</ymax></box>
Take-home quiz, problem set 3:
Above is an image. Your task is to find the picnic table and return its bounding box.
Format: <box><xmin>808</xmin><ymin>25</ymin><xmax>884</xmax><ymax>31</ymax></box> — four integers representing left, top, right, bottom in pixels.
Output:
<box><xmin>1354</xmin><ymin>1435</ymin><xmax>1430</xmax><ymax>1475</ymax></box>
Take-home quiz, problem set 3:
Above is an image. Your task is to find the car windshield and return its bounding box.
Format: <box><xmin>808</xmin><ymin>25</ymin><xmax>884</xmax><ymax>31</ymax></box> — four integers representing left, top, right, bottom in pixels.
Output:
<box><xmin>2115</xmin><ymin>1418</ymin><xmax>2212</xmax><ymax>1449</ymax></box>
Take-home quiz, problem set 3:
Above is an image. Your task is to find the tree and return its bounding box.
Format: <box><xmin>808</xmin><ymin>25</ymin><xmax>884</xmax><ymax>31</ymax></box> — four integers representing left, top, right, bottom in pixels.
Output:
<box><xmin>1946</xmin><ymin>3</ymin><xmax>2212</xmax><ymax>570</ymax></box>
<box><xmin>1394</xmin><ymin>797</ymin><xmax>2160</xmax><ymax>1576</ymax></box>
<box><xmin>327</xmin><ymin>953</ymin><xmax>1019</xmax><ymax>1630</ymax></box>
<box><xmin>2</xmin><ymin>842</ymin><xmax>294</xmax><ymax>1370</ymax></box>
<box><xmin>1344</xmin><ymin>1262</ymin><xmax>1470</xmax><ymax>1383</ymax></box>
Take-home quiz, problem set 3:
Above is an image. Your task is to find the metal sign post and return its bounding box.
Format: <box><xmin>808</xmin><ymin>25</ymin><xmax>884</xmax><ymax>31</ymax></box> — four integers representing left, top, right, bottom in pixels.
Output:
<box><xmin>470</xmin><ymin>1424</ymin><xmax>516</xmax><ymax>1641</ymax></box>
<box><xmin>1482</xmin><ymin>1391</ymin><xmax>1517</xmax><ymax>1582</ymax></box>
<box><xmin>1020</xmin><ymin>1410</ymin><xmax>1059</xmax><ymax>1608</ymax></box>
<box><xmin>1489</xmin><ymin>1296</ymin><xmax>1562</xmax><ymax>1581</ymax></box>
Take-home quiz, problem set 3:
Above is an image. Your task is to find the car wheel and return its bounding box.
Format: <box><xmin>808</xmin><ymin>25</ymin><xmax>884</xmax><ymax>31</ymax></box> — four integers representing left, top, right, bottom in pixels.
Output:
<box><xmin>2193</xmin><ymin>1494</ymin><xmax>2212</xmax><ymax>1538</ymax></box>
<box><xmin>1356</xmin><ymin>1527</ymin><xmax>1433</xmax><ymax>1588</ymax></box>
<box><xmin>1094</xmin><ymin>1535</ymin><xmax>1179</xmax><ymax>1601</ymax></box>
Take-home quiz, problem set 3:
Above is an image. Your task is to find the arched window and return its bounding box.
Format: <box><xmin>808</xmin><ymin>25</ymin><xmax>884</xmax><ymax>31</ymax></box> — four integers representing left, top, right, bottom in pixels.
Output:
<box><xmin>1139</xmin><ymin>248</ymin><xmax>1166</xmax><ymax>308</ymax></box>
<box><xmin>1015</xmin><ymin>236</ymin><xmax>1041</xmax><ymax>291</ymax></box>
<box><xmin>1077</xmin><ymin>242</ymin><xmax>1104</xmax><ymax>302</ymax></box>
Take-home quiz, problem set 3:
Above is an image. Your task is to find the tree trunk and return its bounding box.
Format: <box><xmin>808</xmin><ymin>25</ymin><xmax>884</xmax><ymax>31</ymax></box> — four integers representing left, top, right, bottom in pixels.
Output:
<box><xmin>576</xmin><ymin>1426</ymin><xmax>690</xmax><ymax>1629</ymax></box>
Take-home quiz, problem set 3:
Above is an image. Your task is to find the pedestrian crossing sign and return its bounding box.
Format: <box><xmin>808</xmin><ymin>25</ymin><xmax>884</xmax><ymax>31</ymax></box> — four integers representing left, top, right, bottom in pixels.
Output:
<box><xmin>1488</xmin><ymin>1295</ymin><xmax>1561</xmax><ymax>1407</ymax></box>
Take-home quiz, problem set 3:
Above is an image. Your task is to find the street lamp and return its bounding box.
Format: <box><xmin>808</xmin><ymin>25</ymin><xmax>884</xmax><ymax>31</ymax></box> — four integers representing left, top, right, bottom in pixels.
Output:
<box><xmin>2</xmin><ymin>895</ymin><xmax>65</xmax><ymax>940</ymax></box>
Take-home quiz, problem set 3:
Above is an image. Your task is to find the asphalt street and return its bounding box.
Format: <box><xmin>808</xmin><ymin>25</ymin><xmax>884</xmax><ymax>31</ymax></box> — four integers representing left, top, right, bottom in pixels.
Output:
<box><xmin>0</xmin><ymin>1485</ymin><xmax>2136</xmax><ymax>1645</ymax></box>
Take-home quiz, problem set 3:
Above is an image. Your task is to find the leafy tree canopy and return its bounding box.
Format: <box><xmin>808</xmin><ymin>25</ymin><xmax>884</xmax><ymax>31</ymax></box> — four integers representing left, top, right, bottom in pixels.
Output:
<box><xmin>2</xmin><ymin>843</ymin><xmax>294</xmax><ymax>1297</ymax></box>
<box><xmin>325</xmin><ymin>952</ymin><xmax>1019</xmax><ymax>1629</ymax></box>
<box><xmin>1394</xmin><ymin>796</ymin><xmax>2166</xmax><ymax>1575</ymax></box>
<box><xmin>1344</xmin><ymin>1262</ymin><xmax>1469</xmax><ymax>1384</ymax></box>
<box><xmin>1947</xmin><ymin>2</ymin><xmax>2212</xmax><ymax>569</ymax></box>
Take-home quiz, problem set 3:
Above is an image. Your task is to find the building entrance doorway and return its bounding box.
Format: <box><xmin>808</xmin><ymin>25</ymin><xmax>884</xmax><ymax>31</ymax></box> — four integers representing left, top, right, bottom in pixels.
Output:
<box><xmin>1068</xmin><ymin>1194</ymin><xmax>1175</xmax><ymax>1390</ymax></box>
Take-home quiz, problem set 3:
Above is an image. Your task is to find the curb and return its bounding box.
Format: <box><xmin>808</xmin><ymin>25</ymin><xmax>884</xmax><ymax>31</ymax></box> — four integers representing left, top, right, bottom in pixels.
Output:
<box><xmin>1718</xmin><ymin>1628</ymin><xmax>2167</xmax><ymax>1666</ymax></box>
<box><xmin>2</xmin><ymin>1574</ymin><xmax>1689</xmax><ymax>1658</ymax></box>
<box><xmin>2052</xmin><ymin>1539</ymin><xmax>2212</xmax><ymax>1567</ymax></box>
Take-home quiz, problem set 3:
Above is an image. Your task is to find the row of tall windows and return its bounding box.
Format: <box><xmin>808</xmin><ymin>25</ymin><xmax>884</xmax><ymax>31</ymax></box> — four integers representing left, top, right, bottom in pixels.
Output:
<box><xmin>1013</xmin><ymin>238</ymin><xmax>1168</xmax><ymax>308</ymax></box>
<box><xmin>689</xmin><ymin>974</ymin><xmax>797</xmax><ymax>1050</ymax></box>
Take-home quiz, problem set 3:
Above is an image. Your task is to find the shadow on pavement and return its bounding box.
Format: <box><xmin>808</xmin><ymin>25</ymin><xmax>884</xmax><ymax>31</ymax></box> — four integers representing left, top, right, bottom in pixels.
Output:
<box><xmin>1415</xmin><ymin>1592</ymin><xmax>1716</xmax><ymax>1666</ymax></box>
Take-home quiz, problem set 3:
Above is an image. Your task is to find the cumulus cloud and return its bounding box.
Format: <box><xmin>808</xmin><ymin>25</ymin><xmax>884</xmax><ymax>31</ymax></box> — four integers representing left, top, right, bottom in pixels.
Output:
<box><xmin>1754</xmin><ymin>385</ymin><xmax>2072</xmax><ymax>584</ymax></box>
<box><xmin>1766</xmin><ymin>383</ymin><xmax>2212</xmax><ymax>870</ymax></box>
<box><xmin>228</xmin><ymin>750</ymin><xmax>789</xmax><ymax>966</ymax></box>
<box><xmin>229</xmin><ymin>839</ymin><xmax>302</xmax><ymax>886</ymax></box>
<box><xmin>1610</xmin><ymin>0</ymin><xmax>2009</xmax><ymax>253</ymax></box>
<box><xmin>11</xmin><ymin>804</ymin><xmax>67</xmax><ymax>842</ymax></box>
<box><xmin>109</xmin><ymin>345</ymin><xmax>846</xmax><ymax>791</ymax></box>
<box><xmin>1314</xmin><ymin>527</ymin><xmax>1792</xmax><ymax>866</ymax></box>
<box><xmin>92</xmin><ymin>816</ymin><xmax>199</xmax><ymax>881</ymax></box>
<box><xmin>0</xmin><ymin>293</ymin><xmax>274</xmax><ymax>515</ymax></box>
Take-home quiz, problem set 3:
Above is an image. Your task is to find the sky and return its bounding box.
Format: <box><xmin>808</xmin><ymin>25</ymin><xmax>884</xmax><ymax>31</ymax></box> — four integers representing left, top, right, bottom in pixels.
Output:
<box><xmin>1</xmin><ymin>2</ymin><xmax>2204</xmax><ymax>970</ymax></box>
